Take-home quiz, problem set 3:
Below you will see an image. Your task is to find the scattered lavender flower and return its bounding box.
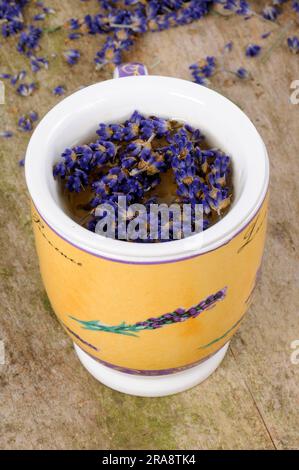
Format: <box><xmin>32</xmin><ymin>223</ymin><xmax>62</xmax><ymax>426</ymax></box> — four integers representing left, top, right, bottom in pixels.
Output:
<box><xmin>190</xmin><ymin>56</ymin><xmax>217</xmax><ymax>86</ymax></box>
<box><xmin>17</xmin><ymin>25</ymin><xmax>43</xmax><ymax>55</ymax></box>
<box><xmin>29</xmin><ymin>110</ymin><xmax>38</xmax><ymax>121</ymax></box>
<box><xmin>224</xmin><ymin>41</ymin><xmax>233</xmax><ymax>52</ymax></box>
<box><xmin>10</xmin><ymin>70</ymin><xmax>27</xmax><ymax>86</ymax></box>
<box><xmin>1</xmin><ymin>0</ymin><xmax>299</xmax><ymax>143</ymax></box>
<box><xmin>0</xmin><ymin>0</ymin><xmax>28</xmax><ymax>37</ymax></box>
<box><xmin>52</xmin><ymin>85</ymin><xmax>66</xmax><ymax>96</ymax></box>
<box><xmin>95</xmin><ymin>36</ymin><xmax>125</xmax><ymax>69</ymax></box>
<box><xmin>214</xmin><ymin>0</ymin><xmax>252</xmax><ymax>16</ymax></box>
<box><xmin>30</xmin><ymin>55</ymin><xmax>48</xmax><ymax>72</ymax></box>
<box><xmin>245</xmin><ymin>43</ymin><xmax>261</xmax><ymax>57</ymax></box>
<box><xmin>18</xmin><ymin>111</ymin><xmax>38</xmax><ymax>132</ymax></box>
<box><xmin>18</xmin><ymin>115</ymin><xmax>33</xmax><ymax>132</ymax></box>
<box><xmin>68</xmin><ymin>32</ymin><xmax>82</xmax><ymax>40</ymax></box>
<box><xmin>69</xmin><ymin>18</ymin><xmax>81</xmax><ymax>30</ymax></box>
<box><xmin>89</xmin><ymin>0</ymin><xmax>211</xmax><ymax>68</ymax></box>
<box><xmin>262</xmin><ymin>5</ymin><xmax>280</xmax><ymax>21</ymax></box>
<box><xmin>0</xmin><ymin>72</ymin><xmax>11</xmax><ymax>80</ymax></box>
<box><xmin>33</xmin><ymin>13</ymin><xmax>46</xmax><ymax>21</ymax></box>
<box><xmin>43</xmin><ymin>7</ymin><xmax>55</xmax><ymax>15</ymax></box>
<box><xmin>261</xmin><ymin>31</ymin><xmax>272</xmax><ymax>39</ymax></box>
<box><xmin>16</xmin><ymin>82</ymin><xmax>37</xmax><ymax>96</ymax></box>
<box><xmin>287</xmin><ymin>36</ymin><xmax>299</xmax><ymax>54</ymax></box>
<box><xmin>63</xmin><ymin>49</ymin><xmax>80</xmax><ymax>65</ymax></box>
<box><xmin>0</xmin><ymin>130</ymin><xmax>13</xmax><ymax>138</ymax></box>
<box><xmin>292</xmin><ymin>0</ymin><xmax>299</xmax><ymax>14</ymax></box>
<box><xmin>235</xmin><ymin>67</ymin><xmax>250</xmax><ymax>79</ymax></box>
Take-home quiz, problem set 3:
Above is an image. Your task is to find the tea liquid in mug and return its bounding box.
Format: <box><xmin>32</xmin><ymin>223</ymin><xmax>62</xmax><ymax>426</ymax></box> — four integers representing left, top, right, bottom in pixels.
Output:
<box><xmin>54</xmin><ymin>114</ymin><xmax>233</xmax><ymax>239</ymax></box>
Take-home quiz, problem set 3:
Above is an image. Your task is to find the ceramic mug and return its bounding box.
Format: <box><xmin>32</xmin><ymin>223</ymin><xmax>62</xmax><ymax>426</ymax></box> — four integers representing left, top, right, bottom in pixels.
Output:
<box><xmin>25</xmin><ymin>63</ymin><xmax>269</xmax><ymax>397</ymax></box>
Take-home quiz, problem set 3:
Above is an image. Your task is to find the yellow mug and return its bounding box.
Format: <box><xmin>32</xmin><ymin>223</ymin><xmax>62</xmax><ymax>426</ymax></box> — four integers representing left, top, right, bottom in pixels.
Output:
<box><xmin>25</xmin><ymin>63</ymin><xmax>269</xmax><ymax>396</ymax></box>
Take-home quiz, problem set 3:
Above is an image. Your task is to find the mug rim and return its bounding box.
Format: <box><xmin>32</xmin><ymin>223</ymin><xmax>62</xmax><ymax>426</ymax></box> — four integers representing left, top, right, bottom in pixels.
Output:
<box><xmin>25</xmin><ymin>75</ymin><xmax>269</xmax><ymax>263</ymax></box>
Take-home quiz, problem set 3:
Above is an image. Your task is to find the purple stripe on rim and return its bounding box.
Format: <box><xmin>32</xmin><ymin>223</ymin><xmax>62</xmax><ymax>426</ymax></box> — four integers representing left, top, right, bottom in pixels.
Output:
<box><xmin>73</xmin><ymin>337</ymin><xmax>229</xmax><ymax>376</ymax></box>
<box><xmin>33</xmin><ymin>188</ymin><xmax>268</xmax><ymax>265</ymax></box>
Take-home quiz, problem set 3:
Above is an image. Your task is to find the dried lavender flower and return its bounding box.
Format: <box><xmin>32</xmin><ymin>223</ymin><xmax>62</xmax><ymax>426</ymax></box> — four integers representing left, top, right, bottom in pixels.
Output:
<box><xmin>53</xmin><ymin>111</ymin><xmax>233</xmax><ymax>242</ymax></box>
<box><xmin>245</xmin><ymin>43</ymin><xmax>262</xmax><ymax>57</ymax></box>
<box><xmin>63</xmin><ymin>49</ymin><xmax>81</xmax><ymax>65</ymax></box>
<box><xmin>235</xmin><ymin>67</ymin><xmax>250</xmax><ymax>79</ymax></box>
<box><xmin>18</xmin><ymin>111</ymin><xmax>38</xmax><ymax>132</ymax></box>
<box><xmin>0</xmin><ymin>130</ymin><xmax>14</xmax><ymax>138</ymax></box>
<box><xmin>52</xmin><ymin>85</ymin><xmax>66</xmax><ymax>96</ymax></box>
<box><xmin>189</xmin><ymin>56</ymin><xmax>217</xmax><ymax>85</ymax></box>
<box><xmin>16</xmin><ymin>82</ymin><xmax>37</xmax><ymax>96</ymax></box>
<box><xmin>287</xmin><ymin>36</ymin><xmax>299</xmax><ymax>54</ymax></box>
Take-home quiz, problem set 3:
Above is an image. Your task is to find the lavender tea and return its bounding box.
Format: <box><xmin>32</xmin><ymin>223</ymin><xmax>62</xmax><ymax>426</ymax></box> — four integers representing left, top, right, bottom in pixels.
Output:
<box><xmin>53</xmin><ymin>111</ymin><xmax>233</xmax><ymax>242</ymax></box>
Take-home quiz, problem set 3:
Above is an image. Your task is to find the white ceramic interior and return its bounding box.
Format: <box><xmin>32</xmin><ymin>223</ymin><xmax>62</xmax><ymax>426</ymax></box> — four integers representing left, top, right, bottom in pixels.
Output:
<box><xmin>25</xmin><ymin>76</ymin><xmax>269</xmax><ymax>263</ymax></box>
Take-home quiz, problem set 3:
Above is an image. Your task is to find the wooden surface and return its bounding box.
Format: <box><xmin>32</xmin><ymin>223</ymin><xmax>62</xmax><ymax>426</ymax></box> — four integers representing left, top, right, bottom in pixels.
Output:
<box><xmin>0</xmin><ymin>2</ymin><xmax>298</xmax><ymax>450</ymax></box>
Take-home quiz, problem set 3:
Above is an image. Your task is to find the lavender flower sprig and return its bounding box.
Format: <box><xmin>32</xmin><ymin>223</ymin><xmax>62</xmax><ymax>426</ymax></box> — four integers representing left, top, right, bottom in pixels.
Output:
<box><xmin>1</xmin><ymin>0</ymin><xmax>298</xmax><ymax>142</ymax></box>
<box><xmin>0</xmin><ymin>0</ymin><xmax>28</xmax><ymax>38</ymax></box>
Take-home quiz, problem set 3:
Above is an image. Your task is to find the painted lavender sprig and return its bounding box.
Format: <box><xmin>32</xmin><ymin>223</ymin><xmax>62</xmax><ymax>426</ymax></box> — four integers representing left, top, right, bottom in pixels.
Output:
<box><xmin>70</xmin><ymin>287</ymin><xmax>227</xmax><ymax>337</ymax></box>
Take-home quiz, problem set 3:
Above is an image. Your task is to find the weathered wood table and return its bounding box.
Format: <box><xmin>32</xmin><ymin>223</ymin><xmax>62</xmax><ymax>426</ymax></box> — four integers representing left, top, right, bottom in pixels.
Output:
<box><xmin>0</xmin><ymin>1</ymin><xmax>298</xmax><ymax>450</ymax></box>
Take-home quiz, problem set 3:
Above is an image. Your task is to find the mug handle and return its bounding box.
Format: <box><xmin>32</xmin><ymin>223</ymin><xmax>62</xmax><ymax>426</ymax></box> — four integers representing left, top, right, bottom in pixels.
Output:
<box><xmin>113</xmin><ymin>62</ymin><xmax>148</xmax><ymax>79</ymax></box>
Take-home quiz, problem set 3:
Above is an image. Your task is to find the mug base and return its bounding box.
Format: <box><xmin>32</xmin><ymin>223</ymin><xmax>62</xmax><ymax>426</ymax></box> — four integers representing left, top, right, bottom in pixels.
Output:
<box><xmin>74</xmin><ymin>342</ymin><xmax>230</xmax><ymax>397</ymax></box>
